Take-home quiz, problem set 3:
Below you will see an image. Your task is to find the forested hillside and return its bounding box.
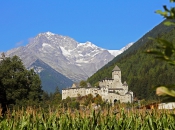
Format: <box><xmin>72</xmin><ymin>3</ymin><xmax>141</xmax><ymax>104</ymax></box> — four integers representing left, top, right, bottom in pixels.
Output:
<box><xmin>87</xmin><ymin>20</ymin><xmax>175</xmax><ymax>100</ymax></box>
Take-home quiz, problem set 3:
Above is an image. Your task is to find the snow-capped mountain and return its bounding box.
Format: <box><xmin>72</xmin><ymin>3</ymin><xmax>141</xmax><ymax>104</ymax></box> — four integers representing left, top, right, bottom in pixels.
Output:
<box><xmin>108</xmin><ymin>42</ymin><xmax>134</xmax><ymax>57</ymax></box>
<box><xmin>6</xmin><ymin>32</ymin><xmax>133</xmax><ymax>84</ymax></box>
<box><xmin>6</xmin><ymin>32</ymin><xmax>110</xmax><ymax>82</ymax></box>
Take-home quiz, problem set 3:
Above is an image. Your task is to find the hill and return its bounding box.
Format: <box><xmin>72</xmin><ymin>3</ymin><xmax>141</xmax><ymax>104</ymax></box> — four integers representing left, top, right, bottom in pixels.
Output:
<box><xmin>87</xmin><ymin>20</ymin><xmax>175</xmax><ymax>100</ymax></box>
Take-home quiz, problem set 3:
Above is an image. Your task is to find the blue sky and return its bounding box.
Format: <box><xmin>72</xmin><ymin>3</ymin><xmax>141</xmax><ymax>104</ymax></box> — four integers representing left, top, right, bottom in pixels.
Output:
<box><xmin>0</xmin><ymin>1</ymin><xmax>174</xmax><ymax>52</ymax></box>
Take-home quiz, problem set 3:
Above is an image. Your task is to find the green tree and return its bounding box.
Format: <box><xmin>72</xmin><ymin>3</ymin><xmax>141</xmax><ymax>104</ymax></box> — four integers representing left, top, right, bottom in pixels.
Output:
<box><xmin>0</xmin><ymin>82</ymin><xmax>7</xmax><ymax>114</ymax></box>
<box><xmin>79</xmin><ymin>80</ymin><xmax>87</xmax><ymax>88</ymax></box>
<box><xmin>62</xmin><ymin>96</ymin><xmax>71</xmax><ymax>108</ymax></box>
<box><xmin>0</xmin><ymin>55</ymin><xmax>43</xmax><ymax>110</ymax></box>
<box><xmin>50</xmin><ymin>86</ymin><xmax>62</xmax><ymax>107</ymax></box>
<box><xmin>42</xmin><ymin>91</ymin><xmax>50</xmax><ymax>102</ymax></box>
<box><xmin>69</xmin><ymin>99</ymin><xmax>80</xmax><ymax>110</ymax></box>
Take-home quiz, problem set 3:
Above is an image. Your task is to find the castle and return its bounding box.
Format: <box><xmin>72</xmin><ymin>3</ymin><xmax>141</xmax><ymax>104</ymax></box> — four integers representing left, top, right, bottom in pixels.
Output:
<box><xmin>62</xmin><ymin>65</ymin><xmax>133</xmax><ymax>104</ymax></box>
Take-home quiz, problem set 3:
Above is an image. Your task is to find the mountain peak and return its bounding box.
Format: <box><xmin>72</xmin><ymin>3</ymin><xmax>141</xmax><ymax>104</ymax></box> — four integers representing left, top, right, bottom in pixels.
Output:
<box><xmin>78</xmin><ymin>41</ymin><xmax>99</xmax><ymax>49</ymax></box>
<box><xmin>45</xmin><ymin>31</ymin><xmax>55</xmax><ymax>36</ymax></box>
<box><xmin>6</xmin><ymin>32</ymin><xmax>132</xmax><ymax>83</ymax></box>
<box><xmin>85</xmin><ymin>41</ymin><xmax>98</xmax><ymax>48</ymax></box>
<box><xmin>38</xmin><ymin>31</ymin><xmax>55</xmax><ymax>37</ymax></box>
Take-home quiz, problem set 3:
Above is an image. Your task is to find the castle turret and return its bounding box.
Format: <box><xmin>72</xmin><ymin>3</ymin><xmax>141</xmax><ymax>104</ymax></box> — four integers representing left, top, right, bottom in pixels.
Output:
<box><xmin>112</xmin><ymin>65</ymin><xmax>121</xmax><ymax>81</ymax></box>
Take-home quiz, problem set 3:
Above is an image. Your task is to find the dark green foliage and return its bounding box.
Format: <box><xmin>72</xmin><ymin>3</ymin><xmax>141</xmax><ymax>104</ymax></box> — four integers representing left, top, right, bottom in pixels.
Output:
<box><xmin>62</xmin><ymin>97</ymin><xmax>80</xmax><ymax>109</ymax></box>
<box><xmin>49</xmin><ymin>87</ymin><xmax>62</xmax><ymax>106</ymax></box>
<box><xmin>0</xmin><ymin>55</ymin><xmax>43</xmax><ymax>110</ymax></box>
<box><xmin>0</xmin><ymin>85</ymin><xmax>7</xmax><ymax>114</ymax></box>
<box><xmin>40</xmin><ymin>87</ymin><xmax>62</xmax><ymax>110</ymax></box>
<box><xmin>83</xmin><ymin>94</ymin><xmax>94</xmax><ymax>106</ymax></box>
<box><xmin>79</xmin><ymin>80</ymin><xmax>87</xmax><ymax>88</ymax></box>
<box><xmin>87</xmin><ymin>19</ymin><xmax>175</xmax><ymax>100</ymax></box>
<box><xmin>146</xmin><ymin>1</ymin><xmax>175</xmax><ymax>103</ymax></box>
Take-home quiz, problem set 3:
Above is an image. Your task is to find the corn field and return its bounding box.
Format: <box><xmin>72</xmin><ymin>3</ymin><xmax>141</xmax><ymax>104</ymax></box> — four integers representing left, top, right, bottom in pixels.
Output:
<box><xmin>1</xmin><ymin>106</ymin><xmax>175</xmax><ymax>130</ymax></box>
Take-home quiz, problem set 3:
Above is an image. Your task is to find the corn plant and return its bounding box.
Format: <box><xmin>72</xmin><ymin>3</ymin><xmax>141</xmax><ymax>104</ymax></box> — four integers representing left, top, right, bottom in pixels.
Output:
<box><xmin>1</xmin><ymin>106</ymin><xmax>175</xmax><ymax>130</ymax></box>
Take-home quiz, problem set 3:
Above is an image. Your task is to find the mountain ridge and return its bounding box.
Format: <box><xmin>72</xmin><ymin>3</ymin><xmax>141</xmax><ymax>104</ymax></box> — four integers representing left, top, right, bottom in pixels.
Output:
<box><xmin>5</xmin><ymin>32</ymin><xmax>133</xmax><ymax>92</ymax></box>
<box><xmin>6</xmin><ymin>32</ymin><xmax>132</xmax><ymax>81</ymax></box>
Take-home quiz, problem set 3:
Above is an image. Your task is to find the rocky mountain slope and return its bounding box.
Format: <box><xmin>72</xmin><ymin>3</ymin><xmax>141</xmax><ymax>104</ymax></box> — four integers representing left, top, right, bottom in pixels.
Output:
<box><xmin>6</xmin><ymin>32</ymin><xmax>132</xmax><ymax>81</ymax></box>
<box><xmin>6</xmin><ymin>32</ymin><xmax>133</xmax><ymax>92</ymax></box>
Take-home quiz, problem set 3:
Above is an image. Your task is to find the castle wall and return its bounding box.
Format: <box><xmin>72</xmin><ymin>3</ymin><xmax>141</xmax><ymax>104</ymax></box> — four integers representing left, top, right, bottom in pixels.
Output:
<box><xmin>120</xmin><ymin>94</ymin><xmax>132</xmax><ymax>103</ymax></box>
<box><xmin>62</xmin><ymin>65</ymin><xmax>133</xmax><ymax>103</ymax></box>
<box><xmin>62</xmin><ymin>88</ymin><xmax>86</xmax><ymax>100</ymax></box>
<box><xmin>112</xmin><ymin>80</ymin><xmax>122</xmax><ymax>88</ymax></box>
<box><xmin>62</xmin><ymin>87</ymin><xmax>103</xmax><ymax>100</ymax></box>
<box><xmin>62</xmin><ymin>87</ymin><xmax>133</xmax><ymax>103</ymax></box>
<box><xmin>62</xmin><ymin>89</ymin><xmax>68</xmax><ymax>99</ymax></box>
<box><xmin>99</xmin><ymin>79</ymin><xmax>113</xmax><ymax>88</ymax></box>
<box><xmin>103</xmin><ymin>93</ymin><xmax>120</xmax><ymax>103</ymax></box>
<box><xmin>86</xmin><ymin>88</ymin><xmax>100</xmax><ymax>97</ymax></box>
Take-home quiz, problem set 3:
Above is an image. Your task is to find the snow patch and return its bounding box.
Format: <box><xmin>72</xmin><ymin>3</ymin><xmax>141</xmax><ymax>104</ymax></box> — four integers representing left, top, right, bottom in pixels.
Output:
<box><xmin>108</xmin><ymin>42</ymin><xmax>134</xmax><ymax>56</ymax></box>
<box><xmin>60</xmin><ymin>46</ymin><xmax>71</xmax><ymax>56</ymax></box>
<box><xmin>76</xmin><ymin>64</ymin><xmax>82</xmax><ymax>66</ymax></box>
<box><xmin>85</xmin><ymin>41</ymin><xmax>97</xmax><ymax>48</ymax></box>
<box><xmin>108</xmin><ymin>50</ymin><xmax>121</xmax><ymax>57</ymax></box>
<box><xmin>78</xmin><ymin>41</ymin><xmax>99</xmax><ymax>49</ymax></box>
<box><xmin>45</xmin><ymin>31</ymin><xmax>55</xmax><ymax>36</ymax></box>
<box><xmin>76</xmin><ymin>59</ymin><xmax>89</xmax><ymax>63</ymax></box>
<box><xmin>42</xmin><ymin>43</ymin><xmax>54</xmax><ymax>49</ymax></box>
<box><xmin>120</xmin><ymin>42</ymin><xmax>134</xmax><ymax>52</ymax></box>
<box><xmin>79</xmin><ymin>54</ymin><xmax>83</xmax><ymax>57</ymax></box>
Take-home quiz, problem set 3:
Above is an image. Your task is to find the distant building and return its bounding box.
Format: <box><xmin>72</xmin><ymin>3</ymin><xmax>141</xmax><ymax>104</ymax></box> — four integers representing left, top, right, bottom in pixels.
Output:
<box><xmin>158</xmin><ymin>102</ymin><xmax>175</xmax><ymax>109</ymax></box>
<box><xmin>62</xmin><ymin>65</ymin><xmax>133</xmax><ymax>104</ymax></box>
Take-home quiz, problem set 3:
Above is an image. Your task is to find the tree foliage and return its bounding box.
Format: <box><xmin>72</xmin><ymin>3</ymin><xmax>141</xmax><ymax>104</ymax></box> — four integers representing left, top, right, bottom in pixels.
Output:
<box><xmin>79</xmin><ymin>80</ymin><xmax>87</xmax><ymax>88</ymax></box>
<box><xmin>0</xmin><ymin>55</ymin><xmax>43</xmax><ymax>111</ymax></box>
<box><xmin>146</xmin><ymin>0</ymin><xmax>175</xmax><ymax>102</ymax></box>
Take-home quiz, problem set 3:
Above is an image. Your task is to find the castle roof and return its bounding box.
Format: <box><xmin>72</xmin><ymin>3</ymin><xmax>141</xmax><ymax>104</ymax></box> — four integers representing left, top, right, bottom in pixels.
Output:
<box><xmin>72</xmin><ymin>83</ymin><xmax>79</xmax><ymax>88</ymax></box>
<box><xmin>125</xmin><ymin>92</ymin><xmax>132</xmax><ymax>95</ymax></box>
<box><xmin>112</xmin><ymin>65</ymin><xmax>121</xmax><ymax>71</ymax></box>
